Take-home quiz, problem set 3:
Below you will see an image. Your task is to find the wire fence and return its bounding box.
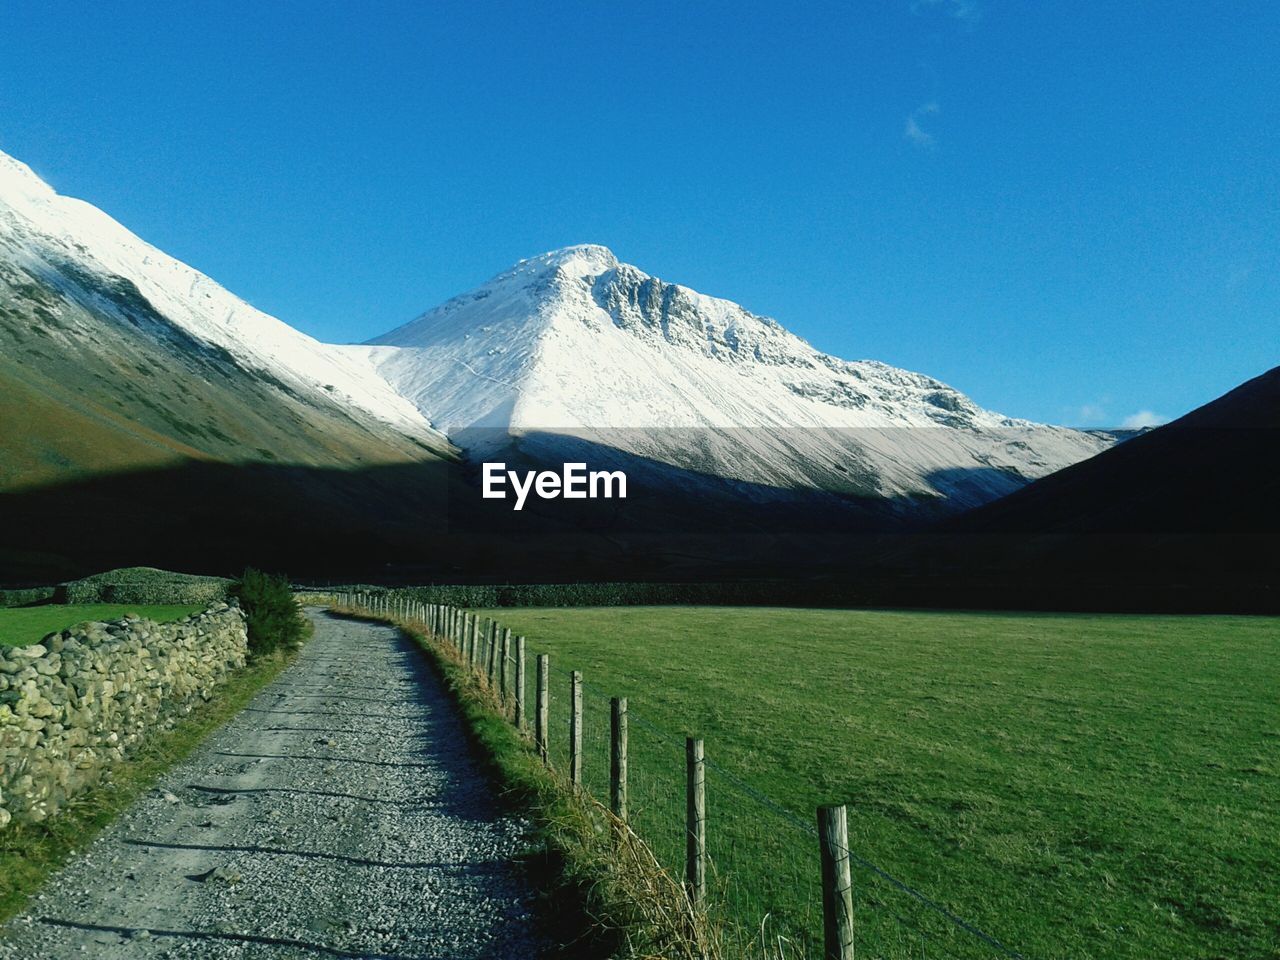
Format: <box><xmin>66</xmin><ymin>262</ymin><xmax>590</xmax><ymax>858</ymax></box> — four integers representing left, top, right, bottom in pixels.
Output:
<box><xmin>323</xmin><ymin>593</ymin><xmax>1029</xmax><ymax>960</ymax></box>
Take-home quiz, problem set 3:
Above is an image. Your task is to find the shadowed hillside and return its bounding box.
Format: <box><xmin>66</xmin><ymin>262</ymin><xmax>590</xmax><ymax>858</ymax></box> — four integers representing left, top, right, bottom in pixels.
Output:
<box><xmin>0</xmin><ymin>447</ymin><xmax>919</xmax><ymax>586</ymax></box>
<box><xmin>855</xmin><ymin>366</ymin><xmax>1280</xmax><ymax>612</ymax></box>
<box><xmin>952</xmin><ymin>365</ymin><xmax>1280</xmax><ymax>535</ymax></box>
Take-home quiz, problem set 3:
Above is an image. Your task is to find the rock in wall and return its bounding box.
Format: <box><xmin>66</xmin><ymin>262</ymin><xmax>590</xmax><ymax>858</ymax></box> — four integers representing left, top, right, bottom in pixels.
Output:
<box><xmin>0</xmin><ymin>603</ymin><xmax>248</xmax><ymax>828</ymax></box>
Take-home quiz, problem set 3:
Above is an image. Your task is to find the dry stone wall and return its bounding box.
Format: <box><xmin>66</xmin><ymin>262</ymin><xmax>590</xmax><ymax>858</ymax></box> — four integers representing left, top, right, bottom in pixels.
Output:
<box><xmin>0</xmin><ymin>603</ymin><xmax>248</xmax><ymax>828</ymax></box>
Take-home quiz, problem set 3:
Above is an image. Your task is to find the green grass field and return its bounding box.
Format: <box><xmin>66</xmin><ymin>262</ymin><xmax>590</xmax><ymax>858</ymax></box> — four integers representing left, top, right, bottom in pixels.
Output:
<box><xmin>480</xmin><ymin>606</ymin><xmax>1278</xmax><ymax>960</ymax></box>
<box><xmin>0</xmin><ymin>605</ymin><xmax>202</xmax><ymax>647</ymax></box>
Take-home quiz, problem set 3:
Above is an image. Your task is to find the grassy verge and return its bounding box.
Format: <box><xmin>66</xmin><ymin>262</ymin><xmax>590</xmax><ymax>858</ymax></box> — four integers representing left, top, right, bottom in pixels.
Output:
<box><xmin>0</xmin><ymin>646</ymin><xmax>297</xmax><ymax>920</ymax></box>
<box><xmin>0</xmin><ymin>604</ymin><xmax>203</xmax><ymax>647</ymax></box>
<box><xmin>333</xmin><ymin>606</ymin><xmax>709</xmax><ymax>960</ymax></box>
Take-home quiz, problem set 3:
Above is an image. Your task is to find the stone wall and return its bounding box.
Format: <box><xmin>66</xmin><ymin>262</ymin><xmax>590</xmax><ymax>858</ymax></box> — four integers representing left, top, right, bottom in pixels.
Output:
<box><xmin>0</xmin><ymin>603</ymin><xmax>248</xmax><ymax>828</ymax></box>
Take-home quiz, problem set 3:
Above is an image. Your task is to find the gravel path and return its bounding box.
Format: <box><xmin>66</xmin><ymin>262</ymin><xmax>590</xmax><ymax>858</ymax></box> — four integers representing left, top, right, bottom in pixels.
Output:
<box><xmin>0</xmin><ymin>609</ymin><xmax>545</xmax><ymax>959</ymax></box>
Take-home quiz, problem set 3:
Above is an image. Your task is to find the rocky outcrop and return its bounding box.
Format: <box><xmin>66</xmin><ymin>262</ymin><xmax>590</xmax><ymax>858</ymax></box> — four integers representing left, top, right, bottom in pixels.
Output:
<box><xmin>0</xmin><ymin>603</ymin><xmax>247</xmax><ymax>828</ymax></box>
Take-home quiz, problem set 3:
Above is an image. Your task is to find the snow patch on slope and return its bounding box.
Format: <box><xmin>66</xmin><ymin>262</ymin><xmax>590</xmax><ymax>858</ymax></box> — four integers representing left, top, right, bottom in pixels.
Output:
<box><xmin>0</xmin><ymin>148</ymin><xmax>439</xmax><ymax>442</ymax></box>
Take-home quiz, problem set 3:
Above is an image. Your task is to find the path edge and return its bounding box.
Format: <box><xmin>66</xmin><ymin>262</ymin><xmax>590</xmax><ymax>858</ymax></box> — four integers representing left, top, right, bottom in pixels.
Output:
<box><xmin>0</xmin><ymin>638</ymin><xmax>304</xmax><ymax>922</ymax></box>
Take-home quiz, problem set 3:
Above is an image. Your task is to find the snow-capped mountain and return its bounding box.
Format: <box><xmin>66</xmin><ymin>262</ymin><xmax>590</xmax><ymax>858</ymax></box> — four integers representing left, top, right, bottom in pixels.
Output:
<box><xmin>0</xmin><ymin>148</ymin><xmax>442</xmax><ymax>465</ymax></box>
<box><xmin>0</xmin><ymin>138</ymin><xmax>1112</xmax><ymax>528</ymax></box>
<box><xmin>353</xmin><ymin>245</ymin><xmax>1114</xmax><ymax>511</ymax></box>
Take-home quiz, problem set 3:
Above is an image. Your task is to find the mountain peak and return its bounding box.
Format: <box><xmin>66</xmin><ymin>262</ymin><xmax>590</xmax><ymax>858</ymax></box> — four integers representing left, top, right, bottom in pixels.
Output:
<box><xmin>352</xmin><ymin>246</ymin><xmax>1114</xmax><ymax>508</ymax></box>
<box><xmin>515</xmin><ymin>244</ymin><xmax>619</xmax><ymax>281</ymax></box>
<box><xmin>542</xmin><ymin>243</ymin><xmax>617</xmax><ymax>264</ymax></box>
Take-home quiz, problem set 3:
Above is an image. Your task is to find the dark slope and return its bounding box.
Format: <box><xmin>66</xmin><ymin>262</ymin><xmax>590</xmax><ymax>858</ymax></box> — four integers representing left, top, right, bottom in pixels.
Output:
<box><xmin>952</xmin><ymin>365</ymin><xmax>1280</xmax><ymax>535</ymax></box>
<box><xmin>0</xmin><ymin>440</ymin><xmax>926</xmax><ymax>585</ymax></box>
<box><xmin>850</xmin><ymin>366</ymin><xmax>1280</xmax><ymax>611</ymax></box>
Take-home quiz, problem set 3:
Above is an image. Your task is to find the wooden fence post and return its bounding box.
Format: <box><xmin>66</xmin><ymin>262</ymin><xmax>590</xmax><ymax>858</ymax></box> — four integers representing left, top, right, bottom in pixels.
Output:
<box><xmin>570</xmin><ymin>671</ymin><xmax>583</xmax><ymax>787</ymax></box>
<box><xmin>514</xmin><ymin>636</ymin><xmax>527</xmax><ymax>729</ymax></box>
<box><xmin>686</xmin><ymin>737</ymin><xmax>706</xmax><ymax>908</ymax></box>
<box><xmin>488</xmin><ymin>628</ymin><xmax>501</xmax><ymax>686</ymax></box>
<box><xmin>611</xmin><ymin>697</ymin><xmax>628</xmax><ymax>822</ymax></box>
<box><xmin>818</xmin><ymin>804</ymin><xmax>855</xmax><ymax>960</ymax></box>
<box><xmin>499</xmin><ymin>628</ymin><xmax>511</xmax><ymax>706</ymax></box>
<box><xmin>536</xmin><ymin>654</ymin><xmax>549</xmax><ymax>763</ymax></box>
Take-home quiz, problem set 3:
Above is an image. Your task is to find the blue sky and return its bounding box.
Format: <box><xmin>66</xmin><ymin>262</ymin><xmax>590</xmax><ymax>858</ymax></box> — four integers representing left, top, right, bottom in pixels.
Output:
<box><xmin>1</xmin><ymin>1</ymin><xmax>1276</xmax><ymax>427</ymax></box>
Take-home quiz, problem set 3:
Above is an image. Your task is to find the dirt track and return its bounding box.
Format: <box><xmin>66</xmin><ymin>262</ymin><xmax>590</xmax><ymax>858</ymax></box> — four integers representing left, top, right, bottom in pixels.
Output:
<box><xmin>0</xmin><ymin>609</ymin><xmax>544</xmax><ymax>959</ymax></box>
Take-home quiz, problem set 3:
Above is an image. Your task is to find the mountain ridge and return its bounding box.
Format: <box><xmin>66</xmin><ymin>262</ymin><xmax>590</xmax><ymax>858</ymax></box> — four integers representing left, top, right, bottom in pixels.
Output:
<box><xmin>0</xmin><ymin>148</ymin><xmax>442</xmax><ymax>447</ymax></box>
<box><xmin>0</xmin><ymin>146</ymin><xmax>451</xmax><ymax>493</ymax></box>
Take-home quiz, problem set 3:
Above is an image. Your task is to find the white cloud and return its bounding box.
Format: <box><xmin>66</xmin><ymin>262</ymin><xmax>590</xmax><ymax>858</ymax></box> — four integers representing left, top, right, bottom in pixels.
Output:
<box><xmin>905</xmin><ymin>102</ymin><xmax>940</xmax><ymax>147</ymax></box>
<box><xmin>1119</xmin><ymin>410</ymin><xmax>1170</xmax><ymax>430</ymax></box>
<box><xmin>1070</xmin><ymin>403</ymin><xmax>1109</xmax><ymax>426</ymax></box>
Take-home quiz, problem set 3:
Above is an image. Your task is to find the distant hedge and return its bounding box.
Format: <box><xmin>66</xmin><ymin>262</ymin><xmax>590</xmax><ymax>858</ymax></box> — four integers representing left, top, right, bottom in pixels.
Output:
<box><xmin>57</xmin><ymin>567</ymin><xmax>235</xmax><ymax>605</ymax></box>
<box><xmin>0</xmin><ymin>587</ymin><xmax>56</xmax><ymax>608</ymax></box>
<box><xmin>305</xmin><ymin>580</ymin><xmax>868</xmax><ymax>609</ymax></box>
